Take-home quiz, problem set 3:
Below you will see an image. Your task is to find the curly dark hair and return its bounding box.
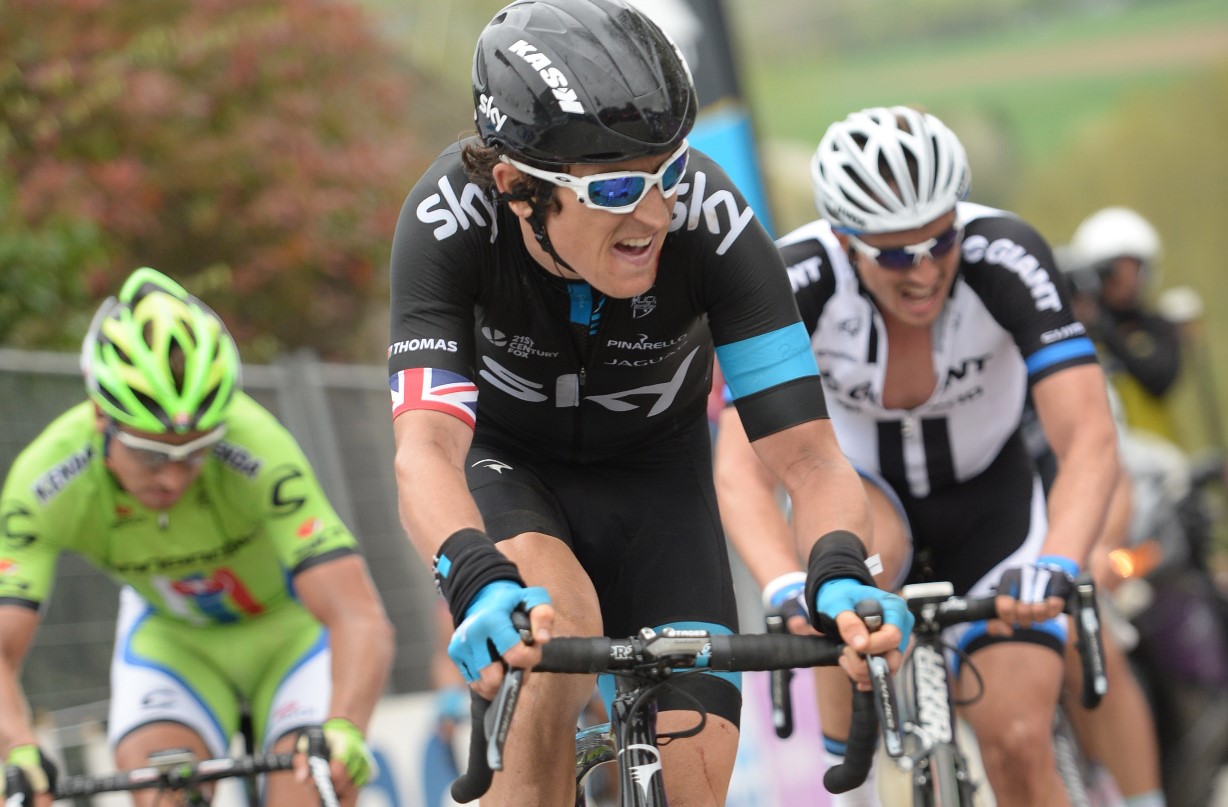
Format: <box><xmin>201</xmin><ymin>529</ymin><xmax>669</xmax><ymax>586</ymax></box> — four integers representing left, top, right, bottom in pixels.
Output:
<box><xmin>461</xmin><ymin>137</ymin><xmax>562</xmax><ymax>218</ymax></box>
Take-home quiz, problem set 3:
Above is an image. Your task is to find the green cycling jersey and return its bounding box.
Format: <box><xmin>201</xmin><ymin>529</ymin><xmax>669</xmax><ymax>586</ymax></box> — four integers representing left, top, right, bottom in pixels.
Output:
<box><xmin>0</xmin><ymin>393</ymin><xmax>356</xmax><ymax>624</ymax></box>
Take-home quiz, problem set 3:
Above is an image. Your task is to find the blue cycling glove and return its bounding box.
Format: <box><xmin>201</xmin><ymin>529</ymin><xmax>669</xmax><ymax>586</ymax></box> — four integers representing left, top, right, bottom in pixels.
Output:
<box><xmin>815</xmin><ymin>577</ymin><xmax>914</xmax><ymax>653</ymax></box>
<box><xmin>448</xmin><ymin>580</ymin><xmax>551</xmax><ymax>683</ymax></box>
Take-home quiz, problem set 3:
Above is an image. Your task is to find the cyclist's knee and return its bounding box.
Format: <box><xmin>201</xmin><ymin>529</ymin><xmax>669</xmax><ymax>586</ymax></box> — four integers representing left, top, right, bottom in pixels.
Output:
<box><xmin>861</xmin><ymin>482</ymin><xmax>910</xmax><ymax>586</ymax></box>
<box><xmin>498</xmin><ymin>531</ymin><xmax>602</xmax><ymax>636</ymax></box>
<box><xmin>115</xmin><ymin>722</ymin><xmax>213</xmax><ymax>769</ymax></box>
<box><xmin>978</xmin><ymin>714</ymin><xmax>1059</xmax><ymax>778</ymax></box>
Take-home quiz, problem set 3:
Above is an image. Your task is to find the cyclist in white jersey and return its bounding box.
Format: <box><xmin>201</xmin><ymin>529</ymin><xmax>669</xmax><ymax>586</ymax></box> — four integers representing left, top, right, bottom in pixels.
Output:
<box><xmin>716</xmin><ymin>107</ymin><xmax>1127</xmax><ymax>807</ymax></box>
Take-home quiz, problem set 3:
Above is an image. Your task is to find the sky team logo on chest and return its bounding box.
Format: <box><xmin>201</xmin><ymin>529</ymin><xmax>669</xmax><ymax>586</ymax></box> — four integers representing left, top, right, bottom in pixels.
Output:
<box><xmin>390</xmin><ymin>368</ymin><xmax>478</xmax><ymax>428</ymax></box>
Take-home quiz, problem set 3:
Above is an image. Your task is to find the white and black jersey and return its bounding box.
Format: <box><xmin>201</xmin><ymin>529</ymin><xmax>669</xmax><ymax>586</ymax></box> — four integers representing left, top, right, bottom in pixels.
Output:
<box><xmin>782</xmin><ymin>203</ymin><xmax>1098</xmax><ymax>500</ymax></box>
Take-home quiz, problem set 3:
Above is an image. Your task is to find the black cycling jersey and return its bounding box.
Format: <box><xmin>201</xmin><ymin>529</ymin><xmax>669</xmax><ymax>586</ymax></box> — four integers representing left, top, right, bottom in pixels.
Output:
<box><xmin>388</xmin><ymin>139</ymin><xmax>826</xmax><ymax>725</ymax></box>
<box><xmin>387</xmin><ymin>139</ymin><xmax>825</xmax><ymax>460</ymax></box>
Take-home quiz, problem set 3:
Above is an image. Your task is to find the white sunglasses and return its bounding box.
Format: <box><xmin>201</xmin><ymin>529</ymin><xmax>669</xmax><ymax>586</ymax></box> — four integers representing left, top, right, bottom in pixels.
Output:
<box><xmin>109</xmin><ymin>424</ymin><xmax>226</xmax><ymax>468</ymax></box>
<box><xmin>845</xmin><ymin>224</ymin><xmax>964</xmax><ymax>270</ymax></box>
<box><xmin>500</xmin><ymin>141</ymin><xmax>689</xmax><ymax>214</ymax></box>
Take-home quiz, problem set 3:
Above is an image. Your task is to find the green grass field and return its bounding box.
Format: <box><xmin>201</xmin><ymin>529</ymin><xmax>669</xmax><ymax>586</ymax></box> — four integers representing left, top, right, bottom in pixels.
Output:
<box><xmin>737</xmin><ymin>0</ymin><xmax>1228</xmax><ymax>172</ymax></box>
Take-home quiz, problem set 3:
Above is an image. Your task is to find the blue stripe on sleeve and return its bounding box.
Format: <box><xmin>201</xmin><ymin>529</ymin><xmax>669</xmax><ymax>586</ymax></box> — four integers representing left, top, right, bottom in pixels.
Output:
<box><xmin>715</xmin><ymin>323</ymin><xmax>819</xmax><ymax>400</ymax></box>
<box><xmin>1025</xmin><ymin>337</ymin><xmax>1096</xmax><ymax>376</ymax></box>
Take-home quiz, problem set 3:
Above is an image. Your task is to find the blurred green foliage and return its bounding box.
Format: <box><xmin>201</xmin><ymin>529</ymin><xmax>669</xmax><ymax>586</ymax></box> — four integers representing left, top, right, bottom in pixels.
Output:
<box><xmin>0</xmin><ymin>0</ymin><xmax>448</xmax><ymax>361</ymax></box>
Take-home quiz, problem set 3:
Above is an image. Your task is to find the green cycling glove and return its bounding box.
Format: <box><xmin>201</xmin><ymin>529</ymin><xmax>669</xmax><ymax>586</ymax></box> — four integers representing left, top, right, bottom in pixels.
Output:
<box><xmin>298</xmin><ymin>717</ymin><xmax>377</xmax><ymax>788</ymax></box>
<box><xmin>5</xmin><ymin>744</ymin><xmax>58</xmax><ymax>795</ymax></box>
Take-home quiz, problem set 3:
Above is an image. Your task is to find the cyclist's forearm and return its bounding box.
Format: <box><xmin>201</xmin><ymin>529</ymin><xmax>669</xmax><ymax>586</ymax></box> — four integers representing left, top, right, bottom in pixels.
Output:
<box><xmin>0</xmin><ymin>611</ymin><xmax>40</xmax><ymax>751</ymax></box>
<box><xmin>325</xmin><ymin>615</ymin><xmax>394</xmax><ymax>731</ymax></box>
<box><xmin>0</xmin><ymin>664</ymin><xmax>36</xmax><ymax>752</ymax></box>
<box><xmin>295</xmin><ymin>558</ymin><xmax>394</xmax><ymax>733</ymax></box>
<box><xmin>713</xmin><ymin>409</ymin><xmax>799</xmax><ymax>585</ymax></box>
<box><xmin>1033</xmin><ymin>366</ymin><xmax>1121</xmax><ymax>568</ymax></box>
<box><xmin>743</xmin><ymin>419</ymin><xmax>873</xmax><ymax>565</ymax></box>
<box><xmin>1044</xmin><ymin>422</ymin><xmax>1120</xmax><ymax>568</ymax></box>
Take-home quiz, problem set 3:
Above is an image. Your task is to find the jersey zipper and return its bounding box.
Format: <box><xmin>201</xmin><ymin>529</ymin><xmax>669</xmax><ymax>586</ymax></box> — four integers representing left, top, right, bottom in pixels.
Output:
<box><xmin>558</xmin><ymin>281</ymin><xmax>607</xmax><ymax>462</ymax></box>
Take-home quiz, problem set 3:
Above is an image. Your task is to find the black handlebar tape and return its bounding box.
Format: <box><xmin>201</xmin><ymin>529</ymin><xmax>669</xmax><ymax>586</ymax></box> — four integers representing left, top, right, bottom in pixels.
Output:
<box><xmin>536</xmin><ymin>638</ymin><xmax>617</xmax><ymax>673</ymax></box>
<box><xmin>5</xmin><ymin>767</ymin><xmax>31</xmax><ymax>804</ymax></box>
<box><xmin>707</xmin><ymin>634</ymin><xmax>844</xmax><ymax>671</ymax></box>
<box><xmin>450</xmin><ymin>692</ymin><xmax>494</xmax><ymax>804</ymax></box>
<box><xmin>49</xmin><ymin>754</ymin><xmax>295</xmax><ymax>799</ymax></box>
<box><xmin>822</xmin><ymin>688</ymin><xmax>878</xmax><ymax>794</ymax></box>
<box><xmin>935</xmin><ymin>595</ymin><xmax>999</xmax><ymax>627</ymax></box>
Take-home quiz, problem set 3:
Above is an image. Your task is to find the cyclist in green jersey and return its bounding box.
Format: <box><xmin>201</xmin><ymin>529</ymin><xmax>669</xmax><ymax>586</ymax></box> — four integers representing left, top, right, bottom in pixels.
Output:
<box><xmin>0</xmin><ymin>268</ymin><xmax>394</xmax><ymax>806</ymax></box>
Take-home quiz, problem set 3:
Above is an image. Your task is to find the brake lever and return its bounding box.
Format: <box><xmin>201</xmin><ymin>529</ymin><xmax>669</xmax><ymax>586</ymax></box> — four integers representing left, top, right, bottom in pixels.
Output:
<box><xmin>485</xmin><ymin>608</ymin><xmax>534</xmax><ymax>771</ymax></box>
<box><xmin>765</xmin><ymin>612</ymin><xmax>795</xmax><ymax>738</ymax></box>
<box><xmin>854</xmin><ymin>599</ymin><xmax>904</xmax><ymax>758</ymax></box>
<box><xmin>1070</xmin><ymin>573</ymin><xmax>1108</xmax><ymax>708</ymax></box>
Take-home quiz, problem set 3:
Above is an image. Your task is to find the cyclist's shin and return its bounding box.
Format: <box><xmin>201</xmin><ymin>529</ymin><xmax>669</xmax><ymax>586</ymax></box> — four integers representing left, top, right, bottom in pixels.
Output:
<box><xmin>823</xmin><ymin>738</ymin><xmax>881</xmax><ymax>807</ymax></box>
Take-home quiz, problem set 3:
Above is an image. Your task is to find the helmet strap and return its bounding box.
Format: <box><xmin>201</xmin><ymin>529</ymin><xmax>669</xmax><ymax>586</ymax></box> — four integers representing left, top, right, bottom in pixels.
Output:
<box><xmin>527</xmin><ymin>208</ymin><xmax>581</xmax><ymax>279</ymax></box>
<box><xmin>496</xmin><ymin>187</ymin><xmax>581</xmax><ymax>279</ymax></box>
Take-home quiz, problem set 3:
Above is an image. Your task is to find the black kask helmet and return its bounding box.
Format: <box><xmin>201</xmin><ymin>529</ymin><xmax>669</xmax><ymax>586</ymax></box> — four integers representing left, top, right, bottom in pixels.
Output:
<box><xmin>472</xmin><ymin>0</ymin><xmax>697</xmax><ymax>167</ymax></box>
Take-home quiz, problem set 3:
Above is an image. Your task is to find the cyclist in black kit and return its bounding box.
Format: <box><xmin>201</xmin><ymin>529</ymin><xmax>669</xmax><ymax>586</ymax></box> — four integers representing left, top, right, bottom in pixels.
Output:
<box><xmin>386</xmin><ymin>2</ymin><xmax>911</xmax><ymax>805</ymax></box>
<box><xmin>716</xmin><ymin>107</ymin><xmax>1128</xmax><ymax>807</ymax></box>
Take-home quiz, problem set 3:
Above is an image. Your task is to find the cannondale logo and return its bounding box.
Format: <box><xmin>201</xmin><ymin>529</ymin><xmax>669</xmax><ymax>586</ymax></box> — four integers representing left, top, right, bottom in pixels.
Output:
<box><xmin>623</xmin><ymin>744</ymin><xmax>663</xmax><ymax>800</ymax></box>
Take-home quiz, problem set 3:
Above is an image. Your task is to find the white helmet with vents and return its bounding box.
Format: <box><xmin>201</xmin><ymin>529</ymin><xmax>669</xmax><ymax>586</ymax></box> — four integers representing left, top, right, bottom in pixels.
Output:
<box><xmin>1069</xmin><ymin>206</ymin><xmax>1162</xmax><ymax>269</ymax></box>
<box><xmin>811</xmin><ymin>106</ymin><xmax>971</xmax><ymax>234</ymax></box>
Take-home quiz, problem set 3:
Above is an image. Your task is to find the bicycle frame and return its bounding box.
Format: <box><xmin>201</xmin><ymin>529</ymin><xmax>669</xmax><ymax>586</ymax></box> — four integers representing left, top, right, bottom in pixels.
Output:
<box><xmin>882</xmin><ymin>577</ymin><xmax>1107</xmax><ymax>807</ymax></box>
<box><xmin>896</xmin><ymin>582</ymin><xmax>982</xmax><ymax>807</ymax></box>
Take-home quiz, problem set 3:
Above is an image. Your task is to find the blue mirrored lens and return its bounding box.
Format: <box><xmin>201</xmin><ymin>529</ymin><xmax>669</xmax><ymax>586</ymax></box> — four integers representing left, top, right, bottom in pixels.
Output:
<box><xmin>876</xmin><ymin>226</ymin><xmax>961</xmax><ymax>269</ymax></box>
<box><xmin>661</xmin><ymin>151</ymin><xmax>688</xmax><ymax>192</ymax></box>
<box><xmin>875</xmin><ymin>249</ymin><xmax>919</xmax><ymax>269</ymax></box>
<box><xmin>587</xmin><ymin>176</ymin><xmax>648</xmax><ymax>208</ymax></box>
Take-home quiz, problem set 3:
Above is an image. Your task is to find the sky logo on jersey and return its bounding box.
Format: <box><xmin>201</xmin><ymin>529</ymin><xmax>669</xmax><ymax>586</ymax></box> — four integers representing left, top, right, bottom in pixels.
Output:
<box><xmin>416</xmin><ymin>176</ymin><xmax>497</xmax><ymax>241</ymax></box>
<box><xmin>668</xmin><ymin>171</ymin><xmax>754</xmax><ymax>255</ymax></box>
<box><xmin>390</xmin><ymin>368</ymin><xmax>478</xmax><ymax>428</ymax></box>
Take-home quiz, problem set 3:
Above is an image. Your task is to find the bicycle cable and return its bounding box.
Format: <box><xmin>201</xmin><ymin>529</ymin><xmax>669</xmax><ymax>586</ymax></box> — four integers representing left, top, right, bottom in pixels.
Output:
<box><xmin>945</xmin><ymin>640</ymin><xmax>987</xmax><ymax>707</ymax></box>
<box><xmin>618</xmin><ymin>670</ymin><xmax>709</xmax><ymax>751</ymax></box>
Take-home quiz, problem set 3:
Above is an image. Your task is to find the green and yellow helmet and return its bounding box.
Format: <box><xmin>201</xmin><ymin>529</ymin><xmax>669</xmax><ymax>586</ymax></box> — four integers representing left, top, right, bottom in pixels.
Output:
<box><xmin>81</xmin><ymin>267</ymin><xmax>241</xmax><ymax>433</ymax></box>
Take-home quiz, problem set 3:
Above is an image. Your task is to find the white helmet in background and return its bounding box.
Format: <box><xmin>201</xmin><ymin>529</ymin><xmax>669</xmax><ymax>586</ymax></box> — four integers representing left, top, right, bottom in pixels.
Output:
<box><xmin>1069</xmin><ymin>206</ymin><xmax>1162</xmax><ymax>270</ymax></box>
<box><xmin>811</xmin><ymin>105</ymin><xmax>971</xmax><ymax>234</ymax></box>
